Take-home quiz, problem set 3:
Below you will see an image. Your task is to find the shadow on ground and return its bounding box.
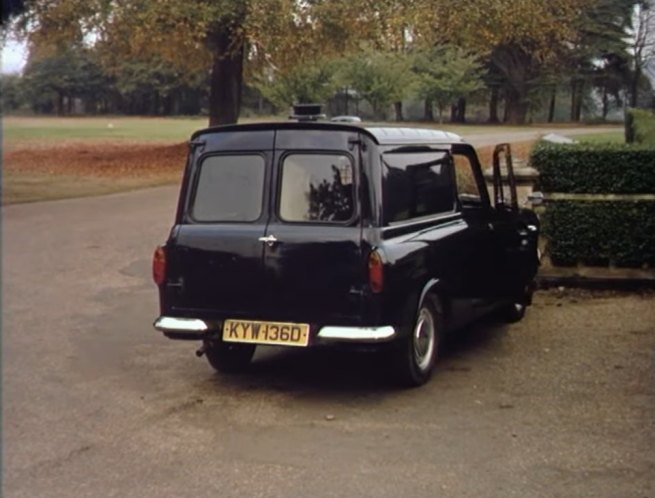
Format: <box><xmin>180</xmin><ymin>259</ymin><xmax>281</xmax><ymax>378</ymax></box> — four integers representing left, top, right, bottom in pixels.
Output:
<box><xmin>198</xmin><ymin>319</ymin><xmax>509</xmax><ymax>395</ymax></box>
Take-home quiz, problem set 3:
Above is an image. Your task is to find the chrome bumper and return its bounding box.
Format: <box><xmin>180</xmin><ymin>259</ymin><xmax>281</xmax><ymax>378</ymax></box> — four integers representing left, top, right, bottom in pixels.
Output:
<box><xmin>316</xmin><ymin>325</ymin><xmax>396</xmax><ymax>343</ymax></box>
<box><xmin>153</xmin><ymin>317</ymin><xmax>210</xmax><ymax>339</ymax></box>
<box><xmin>154</xmin><ymin>316</ymin><xmax>397</xmax><ymax>344</ymax></box>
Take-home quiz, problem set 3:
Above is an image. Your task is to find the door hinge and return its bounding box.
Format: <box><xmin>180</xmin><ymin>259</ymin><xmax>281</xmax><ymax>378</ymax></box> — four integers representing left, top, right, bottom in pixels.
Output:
<box><xmin>348</xmin><ymin>137</ymin><xmax>366</xmax><ymax>151</ymax></box>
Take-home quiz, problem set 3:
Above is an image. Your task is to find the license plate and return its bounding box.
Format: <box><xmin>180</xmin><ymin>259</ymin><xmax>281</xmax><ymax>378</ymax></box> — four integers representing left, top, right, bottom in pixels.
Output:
<box><xmin>222</xmin><ymin>319</ymin><xmax>310</xmax><ymax>347</ymax></box>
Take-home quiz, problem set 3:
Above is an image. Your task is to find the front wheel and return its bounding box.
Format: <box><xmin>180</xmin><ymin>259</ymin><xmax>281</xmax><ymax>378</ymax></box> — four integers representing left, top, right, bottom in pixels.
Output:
<box><xmin>204</xmin><ymin>340</ymin><xmax>256</xmax><ymax>373</ymax></box>
<box><xmin>392</xmin><ymin>295</ymin><xmax>443</xmax><ymax>387</ymax></box>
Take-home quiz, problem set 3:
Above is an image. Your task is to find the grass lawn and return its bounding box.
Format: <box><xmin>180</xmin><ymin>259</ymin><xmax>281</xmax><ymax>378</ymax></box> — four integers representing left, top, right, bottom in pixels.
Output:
<box><xmin>4</xmin><ymin>115</ymin><xmax>622</xmax><ymax>145</ymax></box>
<box><xmin>1</xmin><ymin>115</ymin><xmax>622</xmax><ymax>205</ymax></box>
<box><xmin>3</xmin><ymin>116</ymin><xmax>209</xmax><ymax>144</ymax></box>
<box><xmin>571</xmin><ymin>130</ymin><xmax>625</xmax><ymax>144</ymax></box>
<box><xmin>3</xmin><ymin>171</ymin><xmax>175</xmax><ymax>205</ymax></box>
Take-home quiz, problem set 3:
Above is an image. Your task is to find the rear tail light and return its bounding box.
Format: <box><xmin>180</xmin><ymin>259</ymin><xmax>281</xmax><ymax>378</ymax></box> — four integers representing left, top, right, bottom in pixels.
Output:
<box><xmin>368</xmin><ymin>249</ymin><xmax>384</xmax><ymax>294</ymax></box>
<box><xmin>152</xmin><ymin>245</ymin><xmax>166</xmax><ymax>285</ymax></box>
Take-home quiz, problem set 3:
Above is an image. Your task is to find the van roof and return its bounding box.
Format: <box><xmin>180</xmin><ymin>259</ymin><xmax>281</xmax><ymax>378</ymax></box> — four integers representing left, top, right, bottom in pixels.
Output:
<box><xmin>365</xmin><ymin>127</ymin><xmax>464</xmax><ymax>145</ymax></box>
<box><xmin>191</xmin><ymin>122</ymin><xmax>465</xmax><ymax>146</ymax></box>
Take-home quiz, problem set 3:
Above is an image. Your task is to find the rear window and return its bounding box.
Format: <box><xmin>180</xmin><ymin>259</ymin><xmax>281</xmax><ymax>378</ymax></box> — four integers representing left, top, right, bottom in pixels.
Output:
<box><xmin>279</xmin><ymin>153</ymin><xmax>354</xmax><ymax>223</ymax></box>
<box><xmin>382</xmin><ymin>151</ymin><xmax>456</xmax><ymax>223</ymax></box>
<box><xmin>191</xmin><ymin>155</ymin><xmax>265</xmax><ymax>222</ymax></box>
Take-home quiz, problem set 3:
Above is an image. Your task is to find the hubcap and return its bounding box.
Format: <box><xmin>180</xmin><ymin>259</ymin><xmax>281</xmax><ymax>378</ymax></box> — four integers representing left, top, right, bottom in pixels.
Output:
<box><xmin>413</xmin><ymin>308</ymin><xmax>436</xmax><ymax>372</ymax></box>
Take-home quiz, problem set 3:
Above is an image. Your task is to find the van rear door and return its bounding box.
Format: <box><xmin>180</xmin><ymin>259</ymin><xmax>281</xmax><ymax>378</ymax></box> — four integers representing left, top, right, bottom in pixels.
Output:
<box><xmin>165</xmin><ymin>131</ymin><xmax>274</xmax><ymax>317</ymax></box>
<box><xmin>262</xmin><ymin>132</ymin><xmax>365</xmax><ymax>325</ymax></box>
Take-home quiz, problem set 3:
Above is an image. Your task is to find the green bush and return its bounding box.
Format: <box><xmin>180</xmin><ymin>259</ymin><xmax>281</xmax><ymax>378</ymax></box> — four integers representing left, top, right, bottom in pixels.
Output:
<box><xmin>530</xmin><ymin>142</ymin><xmax>655</xmax><ymax>193</ymax></box>
<box><xmin>531</xmin><ymin>142</ymin><xmax>655</xmax><ymax>268</ymax></box>
<box><xmin>630</xmin><ymin>108</ymin><xmax>655</xmax><ymax>147</ymax></box>
<box><xmin>542</xmin><ymin>201</ymin><xmax>655</xmax><ymax>268</ymax></box>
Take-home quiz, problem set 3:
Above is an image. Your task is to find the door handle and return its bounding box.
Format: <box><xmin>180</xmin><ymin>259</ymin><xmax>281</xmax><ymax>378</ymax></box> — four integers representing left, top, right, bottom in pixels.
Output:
<box><xmin>258</xmin><ymin>235</ymin><xmax>279</xmax><ymax>247</ymax></box>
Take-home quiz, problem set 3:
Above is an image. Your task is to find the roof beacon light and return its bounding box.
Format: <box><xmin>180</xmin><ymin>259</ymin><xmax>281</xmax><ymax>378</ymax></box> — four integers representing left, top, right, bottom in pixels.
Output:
<box><xmin>290</xmin><ymin>103</ymin><xmax>326</xmax><ymax>122</ymax></box>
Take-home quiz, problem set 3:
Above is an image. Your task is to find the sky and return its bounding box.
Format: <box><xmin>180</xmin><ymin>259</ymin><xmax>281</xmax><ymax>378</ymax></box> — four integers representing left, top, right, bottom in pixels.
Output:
<box><xmin>2</xmin><ymin>38</ymin><xmax>27</xmax><ymax>74</ymax></box>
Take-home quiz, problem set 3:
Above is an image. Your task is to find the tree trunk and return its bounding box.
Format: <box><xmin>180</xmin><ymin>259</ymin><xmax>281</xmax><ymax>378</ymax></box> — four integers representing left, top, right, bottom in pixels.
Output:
<box><xmin>547</xmin><ymin>88</ymin><xmax>556</xmax><ymax>123</ymax></box>
<box><xmin>394</xmin><ymin>101</ymin><xmax>403</xmax><ymax>121</ymax></box>
<box><xmin>208</xmin><ymin>32</ymin><xmax>245</xmax><ymax>126</ymax></box>
<box><xmin>570</xmin><ymin>80</ymin><xmax>583</xmax><ymax>122</ymax></box>
<box><xmin>455</xmin><ymin>97</ymin><xmax>466</xmax><ymax>123</ymax></box>
<box><xmin>56</xmin><ymin>92</ymin><xmax>64</xmax><ymax>116</ymax></box>
<box><xmin>153</xmin><ymin>92</ymin><xmax>160</xmax><ymax>115</ymax></box>
<box><xmin>450</xmin><ymin>104</ymin><xmax>457</xmax><ymax>122</ymax></box>
<box><xmin>504</xmin><ymin>89</ymin><xmax>528</xmax><ymax>124</ymax></box>
<box><xmin>601</xmin><ymin>88</ymin><xmax>609</xmax><ymax>120</ymax></box>
<box><xmin>424</xmin><ymin>98</ymin><xmax>434</xmax><ymax>121</ymax></box>
<box><xmin>488</xmin><ymin>86</ymin><xmax>500</xmax><ymax>123</ymax></box>
<box><xmin>630</xmin><ymin>67</ymin><xmax>640</xmax><ymax>108</ymax></box>
<box><xmin>625</xmin><ymin>108</ymin><xmax>635</xmax><ymax>143</ymax></box>
<box><xmin>343</xmin><ymin>87</ymin><xmax>349</xmax><ymax>115</ymax></box>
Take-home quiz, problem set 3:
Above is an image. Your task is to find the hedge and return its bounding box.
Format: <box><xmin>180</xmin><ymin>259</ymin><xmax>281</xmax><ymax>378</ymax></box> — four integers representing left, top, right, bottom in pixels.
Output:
<box><xmin>530</xmin><ymin>142</ymin><xmax>655</xmax><ymax>194</ymax></box>
<box><xmin>542</xmin><ymin>200</ymin><xmax>655</xmax><ymax>268</ymax></box>
<box><xmin>630</xmin><ymin>108</ymin><xmax>655</xmax><ymax>147</ymax></box>
<box><xmin>531</xmin><ymin>142</ymin><xmax>655</xmax><ymax>268</ymax></box>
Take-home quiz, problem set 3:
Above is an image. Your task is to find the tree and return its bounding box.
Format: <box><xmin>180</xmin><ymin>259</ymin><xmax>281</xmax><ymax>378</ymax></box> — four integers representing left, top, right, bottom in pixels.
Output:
<box><xmin>627</xmin><ymin>0</ymin><xmax>655</xmax><ymax>107</ymax></box>
<box><xmin>14</xmin><ymin>0</ymin><xmax>445</xmax><ymax>125</ymax></box>
<box><xmin>413</xmin><ymin>0</ymin><xmax>593</xmax><ymax>124</ymax></box>
<box><xmin>21</xmin><ymin>46</ymin><xmax>107</xmax><ymax>114</ymax></box>
<box><xmin>412</xmin><ymin>45</ymin><xmax>484</xmax><ymax>123</ymax></box>
<box><xmin>593</xmin><ymin>54</ymin><xmax>631</xmax><ymax>120</ymax></box>
<box><xmin>10</xmin><ymin>1</ymin><xmax>277</xmax><ymax>124</ymax></box>
<box><xmin>2</xmin><ymin>0</ymin><xmax>25</xmax><ymax>24</ymax></box>
<box><xmin>339</xmin><ymin>50</ymin><xmax>414</xmax><ymax>120</ymax></box>
<box><xmin>0</xmin><ymin>74</ymin><xmax>24</xmax><ymax>111</ymax></box>
<box><xmin>562</xmin><ymin>0</ymin><xmax>634</xmax><ymax>122</ymax></box>
<box><xmin>253</xmin><ymin>59</ymin><xmax>338</xmax><ymax>111</ymax></box>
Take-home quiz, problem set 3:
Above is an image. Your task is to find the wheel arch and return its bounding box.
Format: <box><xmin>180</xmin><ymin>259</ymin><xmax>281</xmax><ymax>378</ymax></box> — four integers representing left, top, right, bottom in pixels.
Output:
<box><xmin>417</xmin><ymin>277</ymin><xmax>453</xmax><ymax>328</ymax></box>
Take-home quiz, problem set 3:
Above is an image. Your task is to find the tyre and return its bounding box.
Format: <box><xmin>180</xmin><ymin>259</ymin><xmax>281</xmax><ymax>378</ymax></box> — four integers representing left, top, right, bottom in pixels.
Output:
<box><xmin>393</xmin><ymin>294</ymin><xmax>442</xmax><ymax>387</ymax></box>
<box><xmin>498</xmin><ymin>301</ymin><xmax>527</xmax><ymax>323</ymax></box>
<box><xmin>204</xmin><ymin>339</ymin><xmax>256</xmax><ymax>373</ymax></box>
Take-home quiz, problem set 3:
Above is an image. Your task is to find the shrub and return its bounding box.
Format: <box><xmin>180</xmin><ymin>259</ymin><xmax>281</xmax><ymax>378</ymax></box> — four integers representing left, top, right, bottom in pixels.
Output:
<box><xmin>531</xmin><ymin>142</ymin><xmax>655</xmax><ymax>268</ymax></box>
<box><xmin>542</xmin><ymin>201</ymin><xmax>655</xmax><ymax>268</ymax></box>
<box><xmin>530</xmin><ymin>142</ymin><xmax>655</xmax><ymax>193</ymax></box>
<box><xmin>630</xmin><ymin>108</ymin><xmax>655</xmax><ymax>147</ymax></box>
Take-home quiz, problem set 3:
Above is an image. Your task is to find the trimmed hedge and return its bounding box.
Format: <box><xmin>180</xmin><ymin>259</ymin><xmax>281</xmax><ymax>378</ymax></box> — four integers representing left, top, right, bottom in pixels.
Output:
<box><xmin>630</xmin><ymin>108</ymin><xmax>655</xmax><ymax>147</ymax></box>
<box><xmin>531</xmin><ymin>142</ymin><xmax>655</xmax><ymax>268</ymax></box>
<box><xmin>530</xmin><ymin>142</ymin><xmax>655</xmax><ymax>194</ymax></box>
<box><xmin>542</xmin><ymin>200</ymin><xmax>655</xmax><ymax>268</ymax></box>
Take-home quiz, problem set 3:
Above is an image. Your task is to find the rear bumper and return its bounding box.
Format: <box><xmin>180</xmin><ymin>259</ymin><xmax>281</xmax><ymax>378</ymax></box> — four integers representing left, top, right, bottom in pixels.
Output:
<box><xmin>316</xmin><ymin>325</ymin><xmax>396</xmax><ymax>343</ymax></box>
<box><xmin>153</xmin><ymin>316</ymin><xmax>397</xmax><ymax>344</ymax></box>
<box><xmin>153</xmin><ymin>317</ymin><xmax>210</xmax><ymax>340</ymax></box>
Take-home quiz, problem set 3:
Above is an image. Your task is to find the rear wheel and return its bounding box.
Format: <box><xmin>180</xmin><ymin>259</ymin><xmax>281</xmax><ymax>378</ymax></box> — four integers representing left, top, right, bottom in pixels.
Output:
<box><xmin>498</xmin><ymin>301</ymin><xmax>527</xmax><ymax>323</ymax></box>
<box><xmin>204</xmin><ymin>340</ymin><xmax>256</xmax><ymax>373</ymax></box>
<box><xmin>393</xmin><ymin>294</ymin><xmax>442</xmax><ymax>387</ymax></box>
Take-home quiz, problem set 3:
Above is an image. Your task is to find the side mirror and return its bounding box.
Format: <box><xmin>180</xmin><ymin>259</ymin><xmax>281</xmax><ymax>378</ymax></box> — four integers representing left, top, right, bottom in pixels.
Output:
<box><xmin>526</xmin><ymin>191</ymin><xmax>544</xmax><ymax>206</ymax></box>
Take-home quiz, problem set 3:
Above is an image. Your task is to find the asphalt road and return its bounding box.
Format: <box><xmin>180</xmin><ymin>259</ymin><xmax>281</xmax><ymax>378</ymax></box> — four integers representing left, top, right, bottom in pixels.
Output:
<box><xmin>4</xmin><ymin>127</ymin><xmax>654</xmax><ymax>498</ymax></box>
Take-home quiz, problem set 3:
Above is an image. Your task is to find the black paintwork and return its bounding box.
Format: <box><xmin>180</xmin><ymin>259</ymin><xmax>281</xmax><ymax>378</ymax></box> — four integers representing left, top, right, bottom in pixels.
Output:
<box><xmin>157</xmin><ymin>122</ymin><xmax>540</xmax><ymax>343</ymax></box>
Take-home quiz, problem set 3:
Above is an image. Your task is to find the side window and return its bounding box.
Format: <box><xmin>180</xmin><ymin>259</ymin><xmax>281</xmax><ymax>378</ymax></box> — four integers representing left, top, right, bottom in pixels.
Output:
<box><xmin>279</xmin><ymin>153</ymin><xmax>354</xmax><ymax>223</ymax></box>
<box><xmin>382</xmin><ymin>151</ymin><xmax>455</xmax><ymax>223</ymax></box>
<box><xmin>453</xmin><ymin>153</ymin><xmax>485</xmax><ymax>204</ymax></box>
<box><xmin>191</xmin><ymin>154</ymin><xmax>265</xmax><ymax>222</ymax></box>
